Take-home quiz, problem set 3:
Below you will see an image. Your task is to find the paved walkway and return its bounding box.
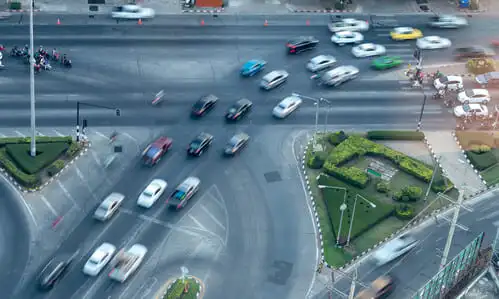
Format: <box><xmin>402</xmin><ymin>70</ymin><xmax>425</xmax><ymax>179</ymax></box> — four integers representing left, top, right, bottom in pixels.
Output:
<box><xmin>424</xmin><ymin>130</ymin><xmax>486</xmax><ymax>196</ymax></box>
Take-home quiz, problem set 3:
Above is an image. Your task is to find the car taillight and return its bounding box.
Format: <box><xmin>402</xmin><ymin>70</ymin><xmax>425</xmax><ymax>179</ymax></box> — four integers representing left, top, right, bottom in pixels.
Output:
<box><xmin>177</xmin><ymin>204</ymin><xmax>182</xmax><ymax>209</ymax></box>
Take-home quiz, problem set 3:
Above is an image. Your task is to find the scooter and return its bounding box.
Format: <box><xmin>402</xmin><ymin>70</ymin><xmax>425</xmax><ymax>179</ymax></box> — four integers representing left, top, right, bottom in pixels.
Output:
<box><xmin>151</xmin><ymin>90</ymin><xmax>165</xmax><ymax>106</ymax></box>
<box><xmin>61</xmin><ymin>58</ymin><xmax>72</xmax><ymax>68</ymax></box>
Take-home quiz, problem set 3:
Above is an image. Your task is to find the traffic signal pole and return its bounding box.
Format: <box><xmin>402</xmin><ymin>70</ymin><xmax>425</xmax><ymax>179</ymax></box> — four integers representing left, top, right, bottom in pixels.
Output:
<box><xmin>76</xmin><ymin>101</ymin><xmax>120</xmax><ymax>142</ymax></box>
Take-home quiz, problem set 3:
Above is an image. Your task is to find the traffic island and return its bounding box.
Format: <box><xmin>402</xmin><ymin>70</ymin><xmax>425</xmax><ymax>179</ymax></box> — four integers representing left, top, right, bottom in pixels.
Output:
<box><xmin>157</xmin><ymin>275</ymin><xmax>205</xmax><ymax>299</ymax></box>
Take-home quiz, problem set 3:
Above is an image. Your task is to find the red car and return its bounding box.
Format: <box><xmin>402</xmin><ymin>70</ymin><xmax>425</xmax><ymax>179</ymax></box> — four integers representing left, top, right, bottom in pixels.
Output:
<box><xmin>142</xmin><ymin>137</ymin><xmax>172</xmax><ymax>166</ymax></box>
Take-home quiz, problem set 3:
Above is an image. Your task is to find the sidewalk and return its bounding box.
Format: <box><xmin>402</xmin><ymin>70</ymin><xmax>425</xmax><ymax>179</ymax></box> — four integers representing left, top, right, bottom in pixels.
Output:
<box><xmin>424</xmin><ymin>130</ymin><xmax>486</xmax><ymax>196</ymax></box>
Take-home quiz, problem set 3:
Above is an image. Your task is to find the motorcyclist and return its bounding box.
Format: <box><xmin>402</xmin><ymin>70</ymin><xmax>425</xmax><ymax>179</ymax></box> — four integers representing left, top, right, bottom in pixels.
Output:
<box><xmin>0</xmin><ymin>44</ymin><xmax>4</xmax><ymax>51</ymax></box>
<box><xmin>38</xmin><ymin>45</ymin><xmax>46</xmax><ymax>56</ymax></box>
<box><xmin>51</xmin><ymin>48</ymin><xmax>59</xmax><ymax>60</ymax></box>
<box><xmin>22</xmin><ymin>44</ymin><xmax>29</xmax><ymax>56</ymax></box>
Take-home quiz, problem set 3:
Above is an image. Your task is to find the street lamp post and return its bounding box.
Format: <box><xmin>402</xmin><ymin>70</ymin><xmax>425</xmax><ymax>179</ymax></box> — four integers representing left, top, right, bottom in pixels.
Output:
<box><xmin>292</xmin><ymin>93</ymin><xmax>329</xmax><ymax>135</ymax></box>
<box><xmin>29</xmin><ymin>0</ymin><xmax>36</xmax><ymax>157</ymax></box>
<box><xmin>346</xmin><ymin>194</ymin><xmax>376</xmax><ymax>246</ymax></box>
<box><xmin>338</xmin><ymin>203</ymin><xmax>347</xmax><ymax>246</ymax></box>
<box><xmin>318</xmin><ymin>185</ymin><xmax>348</xmax><ymax>246</ymax></box>
<box><xmin>324</xmin><ymin>104</ymin><xmax>331</xmax><ymax>132</ymax></box>
<box><xmin>76</xmin><ymin>101</ymin><xmax>121</xmax><ymax>142</ymax></box>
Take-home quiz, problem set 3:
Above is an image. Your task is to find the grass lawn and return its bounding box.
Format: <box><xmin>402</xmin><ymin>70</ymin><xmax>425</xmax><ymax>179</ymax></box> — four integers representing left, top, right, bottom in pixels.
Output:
<box><xmin>163</xmin><ymin>278</ymin><xmax>200</xmax><ymax>299</ymax></box>
<box><xmin>482</xmin><ymin>164</ymin><xmax>499</xmax><ymax>185</ymax></box>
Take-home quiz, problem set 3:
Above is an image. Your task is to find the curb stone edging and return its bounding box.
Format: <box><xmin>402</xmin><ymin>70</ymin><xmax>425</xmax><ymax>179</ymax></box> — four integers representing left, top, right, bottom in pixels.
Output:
<box><xmin>182</xmin><ymin>8</ymin><xmax>224</xmax><ymax>13</ymax></box>
<box><xmin>162</xmin><ymin>275</ymin><xmax>204</xmax><ymax>299</ymax></box>
<box><xmin>0</xmin><ymin>142</ymin><xmax>90</xmax><ymax>194</ymax></box>
<box><xmin>291</xmin><ymin>9</ymin><xmax>353</xmax><ymax>13</ymax></box>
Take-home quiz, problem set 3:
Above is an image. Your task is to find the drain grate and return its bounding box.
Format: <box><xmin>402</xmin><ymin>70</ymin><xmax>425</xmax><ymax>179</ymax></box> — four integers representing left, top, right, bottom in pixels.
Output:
<box><xmin>264</xmin><ymin>171</ymin><xmax>282</xmax><ymax>183</ymax></box>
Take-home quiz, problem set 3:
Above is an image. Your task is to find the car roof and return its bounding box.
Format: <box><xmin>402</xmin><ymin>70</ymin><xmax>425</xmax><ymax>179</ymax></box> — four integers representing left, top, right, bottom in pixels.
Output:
<box><xmin>442</xmin><ymin>75</ymin><xmax>463</xmax><ymax>81</ymax></box>
<box><xmin>195</xmin><ymin>132</ymin><xmax>212</xmax><ymax>141</ymax></box>
<box><xmin>336</xmin><ymin>31</ymin><xmax>355</xmax><ymax>36</ymax></box>
<box><xmin>280</xmin><ymin>96</ymin><xmax>301</xmax><ymax>106</ymax></box>
<box><xmin>332</xmin><ymin>65</ymin><xmax>358</xmax><ymax>73</ymax></box>
<box><xmin>101</xmin><ymin>193</ymin><xmax>124</xmax><ymax>207</ymax></box>
<box><xmin>199</xmin><ymin>94</ymin><xmax>217</xmax><ymax>103</ymax></box>
<box><xmin>467</xmin><ymin>103</ymin><xmax>486</xmax><ymax>109</ymax></box>
<box><xmin>178</xmin><ymin>176</ymin><xmax>200</xmax><ymax>190</ymax></box>
<box><xmin>359</xmin><ymin>43</ymin><xmax>375</xmax><ymax>48</ymax></box>
<box><xmin>152</xmin><ymin>136</ymin><xmax>171</xmax><ymax>147</ymax></box>
<box><xmin>372</xmin><ymin>276</ymin><xmax>392</xmax><ymax>290</ymax></box>
<box><xmin>469</xmin><ymin>89</ymin><xmax>489</xmax><ymax>94</ymax></box>
<box><xmin>289</xmin><ymin>36</ymin><xmax>315</xmax><ymax>44</ymax></box>
<box><xmin>394</xmin><ymin>27</ymin><xmax>414</xmax><ymax>32</ymax></box>
<box><xmin>342</xmin><ymin>18</ymin><xmax>358</xmax><ymax>23</ymax></box>
<box><xmin>486</xmin><ymin>72</ymin><xmax>499</xmax><ymax>78</ymax></box>
<box><xmin>424</xmin><ymin>36</ymin><xmax>440</xmax><ymax>41</ymax></box>
<box><xmin>264</xmin><ymin>70</ymin><xmax>286</xmax><ymax>79</ymax></box>
<box><xmin>128</xmin><ymin>244</ymin><xmax>147</xmax><ymax>255</ymax></box>
<box><xmin>236</xmin><ymin>98</ymin><xmax>252</xmax><ymax>106</ymax></box>
<box><xmin>311</xmin><ymin>55</ymin><xmax>332</xmax><ymax>63</ymax></box>
<box><xmin>230</xmin><ymin>133</ymin><xmax>249</xmax><ymax>143</ymax></box>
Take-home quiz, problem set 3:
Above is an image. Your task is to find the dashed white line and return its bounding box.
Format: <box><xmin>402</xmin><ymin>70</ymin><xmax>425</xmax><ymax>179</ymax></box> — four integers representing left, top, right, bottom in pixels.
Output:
<box><xmin>200</xmin><ymin>204</ymin><xmax>226</xmax><ymax>230</ymax></box>
<box><xmin>90</xmin><ymin>150</ymin><xmax>102</xmax><ymax>167</ymax></box>
<box><xmin>123</xmin><ymin>132</ymin><xmax>138</xmax><ymax>143</ymax></box>
<box><xmin>188</xmin><ymin>214</ymin><xmax>209</xmax><ymax>232</ymax></box>
<box><xmin>75</xmin><ymin>166</ymin><xmax>98</xmax><ymax>201</ymax></box>
<box><xmin>14</xmin><ymin>130</ymin><xmax>25</xmax><ymax>137</ymax></box>
<box><xmin>94</xmin><ymin>131</ymin><xmax>108</xmax><ymax>139</ymax></box>
<box><xmin>57</xmin><ymin>180</ymin><xmax>80</xmax><ymax>209</ymax></box>
<box><xmin>207</xmin><ymin>185</ymin><xmax>226</xmax><ymax>210</ymax></box>
<box><xmin>36</xmin><ymin>131</ymin><xmax>45</xmax><ymax>136</ymax></box>
<box><xmin>53</xmin><ymin>129</ymin><xmax>65</xmax><ymax>137</ymax></box>
<box><xmin>40</xmin><ymin>195</ymin><xmax>58</xmax><ymax>216</ymax></box>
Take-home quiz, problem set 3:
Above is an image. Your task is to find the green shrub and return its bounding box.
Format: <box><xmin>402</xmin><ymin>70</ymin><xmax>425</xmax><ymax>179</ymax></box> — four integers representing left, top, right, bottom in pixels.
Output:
<box><xmin>0</xmin><ymin>136</ymin><xmax>71</xmax><ymax>147</ymax></box>
<box><xmin>393</xmin><ymin>186</ymin><xmax>422</xmax><ymax>201</ymax></box>
<box><xmin>307</xmin><ymin>151</ymin><xmax>328</xmax><ymax>169</ymax></box>
<box><xmin>164</xmin><ymin>278</ymin><xmax>200</xmax><ymax>299</ymax></box>
<box><xmin>8</xmin><ymin>1</ymin><xmax>21</xmax><ymax>10</ymax></box>
<box><xmin>367</xmin><ymin>131</ymin><xmax>425</xmax><ymax>141</ymax></box>
<box><xmin>395</xmin><ymin>204</ymin><xmax>415</xmax><ymax>220</ymax></box>
<box><xmin>376</xmin><ymin>181</ymin><xmax>390</xmax><ymax>193</ymax></box>
<box><xmin>0</xmin><ymin>148</ymin><xmax>40</xmax><ymax>188</ymax></box>
<box><xmin>6</xmin><ymin>142</ymin><xmax>69</xmax><ymax>174</ymax></box>
<box><xmin>47</xmin><ymin>159</ymin><xmax>65</xmax><ymax>177</ymax></box>
<box><xmin>466</xmin><ymin>150</ymin><xmax>497</xmax><ymax>171</ymax></box>
<box><xmin>466</xmin><ymin>58</ymin><xmax>496</xmax><ymax>75</ymax></box>
<box><xmin>470</xmin><ymin>144</ymin><xmax>491</xmax><ymax>154</ymax></box>
<box><xmin>323</xmin><ymin>161</ymin><xmax>369</xmax><ymax>188</ymax></box>
<box><xmin>66</xmin><ymin>142</ymin><xmax>81</xmax><ymax>159</ymax></box>
<box><xmin>327</xmin><ymin>131</ymin><xmax>347</xmax><ymax>146</ymax></box>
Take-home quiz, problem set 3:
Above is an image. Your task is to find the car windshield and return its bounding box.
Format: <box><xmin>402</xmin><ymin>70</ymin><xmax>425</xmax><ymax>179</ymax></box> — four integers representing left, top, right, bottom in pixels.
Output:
<box><xmin>89</xmin><ymin>256</ymin><xmax>101</xmax><ymax>264</ymax></box>
<box><xmin>174</xmin><ymin>191</ymin><xmax>186</xmax><ymax>199</ymax></box>
<box><xmin>278</xmin><ymin>103</ymin><xmax>288</xmax><ymax>109</ymax></box>
<box><xmin>193</xmin><ymin>101</ymin><xmax>206</xmax><ymax>109</ymax></box>
<box><xmin>439</xmin><ymin>76</ymin><xmax>449</xmax><ymax>84</ymax></box>
<box><xmin>229</xmin><ymin>137</ymin><xmax>240</xmax><ymax>146</ymax></box>
<box><xmin>465</xmin><ymin>90</ymin><xmax>475</xmax><ymax>97</ymax></box>
<box><xmin>145</xmin><ymin>147</ymin><xmax>160</xmax><ymax>158</ymax></box>
<box><xmin>229</xmin><ymin>107</ymin><xmax>237</xmax><ymax>113</ymax></box>
<box><xmin>143</xmin><ymin>189</ymin><xmax>154</xmax><ymax>197</ymax></box>
<box><xmin>333</xmin><ymin>22</ymin><xmax>345</xmax><ymax>27</ymax></box>
<box><xmin>190</xmin><ymin>141</ymin><xmax>201</xmax><ymax>149</ymax></box>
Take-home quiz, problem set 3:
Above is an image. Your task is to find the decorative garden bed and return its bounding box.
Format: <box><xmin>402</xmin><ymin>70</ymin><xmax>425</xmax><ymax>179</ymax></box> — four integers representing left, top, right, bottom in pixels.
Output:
<box><xmin>306</xmin><ymin>130</ymin><xmax>456</xmax><ymax>267</ymax></box>
<box><xmin>162</xmin><ymin>276</ymin><xmax>202</xmax><ymax>299</ymax></box>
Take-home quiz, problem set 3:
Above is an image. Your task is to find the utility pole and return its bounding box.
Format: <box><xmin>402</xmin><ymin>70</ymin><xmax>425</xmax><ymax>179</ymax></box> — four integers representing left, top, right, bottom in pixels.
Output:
<box><xmin>423</xmin><ymin>156</ymin><xmax>439</xmax><ymax>202</ymax></box>
<box><xmin>347</xmin><ymin>267</ymin><xmax>358</xmax><ymax>299</ymax></box>
<box><xmin>29</xmin><ymin>0</ymin><xmax>36</xmax><ymax>157</ymax></box>
<box><xmin>440</xmin><ymin>190</ymin><xmax>464</xmax><ymax>269</ymax></box>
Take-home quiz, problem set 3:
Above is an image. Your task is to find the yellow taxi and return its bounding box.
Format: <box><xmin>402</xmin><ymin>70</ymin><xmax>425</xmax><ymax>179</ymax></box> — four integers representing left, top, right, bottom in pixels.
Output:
<box><xmin>355</xmin><ymin>275</ymin><xmax>394</xmax><ymax>299</ymax></box>
<box><xmin>390</xmin><ymin>27</ymin><xmax>423</xmax><ymax>40</ymax></box>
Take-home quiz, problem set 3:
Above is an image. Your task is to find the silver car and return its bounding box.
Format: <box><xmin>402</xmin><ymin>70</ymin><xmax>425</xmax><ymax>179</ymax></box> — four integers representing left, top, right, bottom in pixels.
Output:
<box><xmin>94</xmin><ymin>193</ymin><xmax>125</xmax><ymax>221</ymax></box>
<box><xmin>306</xmin><ymin>55</ymin><xmax>336</xmax><ymax>72</ymax></box>
<box><xmin>260</xmin><ymin>70</ymin><xmax>289</xmax><ymax>90</ymax></box>
<box><xmin>319</xmin><ymin>65</ymin><xmax>359</xmax><ymax>87</ymax></box>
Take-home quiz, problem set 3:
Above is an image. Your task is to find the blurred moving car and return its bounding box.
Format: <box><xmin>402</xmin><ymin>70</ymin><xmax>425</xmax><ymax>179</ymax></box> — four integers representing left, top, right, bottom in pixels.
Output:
<box><xmin>192</xmin><ymin>95</ymin><xmax>218</xmax><ymax>117</ymax></box>
<box><xmin>355</xmin><ymin>276</ymin><xmax>395</xmax><ymax>299</ymax></box>
<box><xmin>475</xmin><ymin>71</ymin><xmax>499</xmax><ymax>88</ymax></box>
<box><xmin>371</xmin><ymin>56</ymin><xmax>403</xmax><ymax>70</ymax></box>
<box><xmin>428</xmin><ymin>15</ymin><xmax>468</xmax><ymax>28</ymax></box>
<box><xmin>373</xmin><ymin>234</ymin><xmax>419</xmax><ymax>266</ymax></box>
<box><xmin>168</xmin><ymin>177</ymin><xmax>200</xmax><ymax>209</ymax></box>
<box><xmin>225</xmin><ymin>98</ymin><xmax>253</xmax><ymax>121</ymax></box>
<box><xmin>141</xmin><ymin>137</ymin><xmax>173</xmax><ymax>166</ymax></box>
<box><xmin>454</xmin><ymin>46</ymin><xmax>496</xmax><ymax>60</ymax></box>
<box><xmin>286</xmin><ymin>36</ymin><xmax>319</xmax><ymax>54</ymax></box>
<box><xmin>390</xmin><ymin>27</ymin><xmax>423</xmax><ymax>40</ymax></box>
<box><xmin>273</xmin><ymin>95</ymin><xmax>302</xmax><ymax>118</ymax></box>
<box><xmin>111</xmin><ymin>5</ymin><xmax>155</xmax><ymax>19</ymax></box>
<box><xmin>83</xmin><ymin>243</ymin><xmax>116</xmax><ymax>276</ymax></box>
<box><xmin>331</xmin><ymin>31</ymin><xmax>364</xmax><ymax>46</ymax></box>
<box><xmin>137</xmin><ymin>179</ymin><xmax>167</xmax><ymax>208</ymax></box>
<box><xmin>433</xmin><ymin>75</ymin><xmax>463</xmax><ymax>91</ymax></box>
<box><xmin>187</xmin><ymin>132</ymin><xmax>213</xmax><ymax>156</ymax></box>
<box><xmin>306</xmin><ymin>55</ymin><xmax>336</xmax><ymax>72</ymax></box>
<box><xmin>319</xmin><ymin>65</ymin><xmax>359</xmax><ymax>87</ymax></box>
<box><xmin>328</xmin><ymin>18</ymin><xmax>369</xmax><ymax>32</ymax></box>
<box><xmin>109</xmin><ymin>244</ymin><xmax>147</xmax><ymax>283</ymax></box>
<box><xmin>457</xmin><ymin>89</ymin><xmax>491</xmax><ymax>105</ymax></box>
<box><xmin>454</xmin><ymin>103</ymin><xmax>489</xmax><ymax>118</ymax></box>
<box><xmin>240</xmin><ymin>59</ymin><xmax>267</xmax><ymax>76</ymax></box>
<box><xmin>38</xmin><ymin>252</ymin><xmax>78</xmax><ymax>290</ymax></box>
<box><xmin>352</xmin><ymin>43</ymin><xmax>386</xmax><ymax>58</ymax></box>
<box><xmin>224</xmin><ymin>133</ymin><xmax>250</xmax><ymax>156</ymax></box>
<box><xmin>94</xmin><ymin>193</ymin><xmax>125</xmax><ymax>221</ymax></box>
<box><xmin>416</xmin><ymin>36</ymin><xmax>451</xmax><ymax>49</ymax></box>
<box><xmin>260</xmin><ymin>70</ymin><xmax>289</xmax><ymax>90</ymax></box>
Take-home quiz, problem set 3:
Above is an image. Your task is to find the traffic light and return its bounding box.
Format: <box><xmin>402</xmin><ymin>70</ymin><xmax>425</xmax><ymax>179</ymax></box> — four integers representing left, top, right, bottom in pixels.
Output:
<box><xmin>115</xmin><ymin>109</ymin><xmax>121</xmax><ymax>116</ymax></box>
<box><xmin>82</xmin><ymin>119</ymin><xmax>88</xmax><ymax>129</ymax></box>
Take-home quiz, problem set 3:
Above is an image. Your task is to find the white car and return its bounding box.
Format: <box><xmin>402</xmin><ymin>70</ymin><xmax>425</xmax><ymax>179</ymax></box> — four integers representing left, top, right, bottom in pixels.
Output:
<box><xmin>306</xmin><ymin>55</ymin><xmax>336</xmax><ymax>72</ymax></box>
<box><xmin>83</xmin><ymin>243</ymin><xmax>116</xmax><ymax>276</ymax></box>
<box><xmin>429</xmin><ymin>15</ymin><xmax>468</xmax><ymax>28</ymax></box>
<box><xmin>352</xmin><ymin>43</ymin><xmax>386</xmax><ymax>58</ymax></box>
<box><xmin>319</xmin><ymin>65</ymin><xmax>360</xmax><ymax>87</ymax></box>
<box><xmin>372</xmin><ymin>234</ymin><xmax>419</xmax><ymax>266</ymax></box>
<box><xmin>331</xmin><ymin>31</ymin><xmax>364</xmax><ymax>46</ymax></box>
<box><xmin>137</xmin><ymin>179</ymin><xmax>167</xmax><ymax>208</ymax></box>
<box><xmin>328</xmin><ymin>18</ymin><xmax>369</xmax><ymax>32</ymax></box>
<box><xmin>111</xmin><ymin>5</ymin><xmax>155</xmax><ymax>20</ymax></box>
<box><xmin>457</xmin><ymin>89</ymin><xmax>491</xmax><ymax>105</ymax></box>
<box><xmin>454</xmin><ymin>103</ymin><xmax>489</xmax><ymax>118</ymax></box>
<box><xmin>260</xmin><ymin>70</ymin><xmax>289</xmax><ymax>90</ymax></box>
<box><xmin>416</xmin><ymin>36</ymin><xmax>452</xmax><ymax>50</ymax></box>
<box><xmin>433</xmin><ymin>75</ymin><xmax>463</xmax><ymax>91</ymax></box>
<box><xmin>94</xmin><ymin>193</ymin><xmax>125</xmax><ymax>221</ymax></box>
<box><xmin>273</xmin><ymin>96</ymin><xmax>302</xmax><ymax>118</ymax></box>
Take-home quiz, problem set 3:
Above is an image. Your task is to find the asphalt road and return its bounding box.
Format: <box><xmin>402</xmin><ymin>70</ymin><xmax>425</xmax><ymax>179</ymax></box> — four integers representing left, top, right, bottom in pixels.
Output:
<box><xmin>6</xmin><ymin>15</ymin><xmax>496</xmax><ymax>299</ymax></box>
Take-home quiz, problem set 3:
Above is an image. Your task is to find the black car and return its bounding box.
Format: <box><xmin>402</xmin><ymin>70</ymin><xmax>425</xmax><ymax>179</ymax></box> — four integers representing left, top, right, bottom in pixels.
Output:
<box><xmin>187</xmin><ymin>132</ymin><xmax>213</xmax><ymax>156</ymax></box>
<box><xmin>37</xmin><ymin>253</ymin><xmax>77</xmax><ymax>290</ymax></box>
<box><xmin>286</xmin><ymin>36</ymin><xmax>319</xmax><ymax>54</ymax></box>
<box><xmin>475</xmin><ymin>71</ymin><xmax>499</xmax><ymax>88</ymax></box>
<box><xmin>225</xmin><ymin>98</ymin><xmax>253</xmax><ymax>121</ymax></box>
<box><xmin>191</xmin><ymin>94</ymin><xmax>218</xmax><ymax>117</ymax></box>
<box><xmin>454</xmin><ymin>46</ymin><xmax>495</xmax><ymax>60</ymax></box>
<box><xmin>224</xmin><ymin>133</ymin><xmax>250</xmax><ymax>156</ymax></box>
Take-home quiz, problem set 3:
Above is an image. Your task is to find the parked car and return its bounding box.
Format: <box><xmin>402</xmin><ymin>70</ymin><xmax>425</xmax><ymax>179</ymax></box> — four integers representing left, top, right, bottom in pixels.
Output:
<box><xmin>286</xmin><ymin>36</ymin><xmax>319</xmax><ymax>54</ymax></box>
<box><xmin>433</xmin><ymin>75</ymin><xmax>463</xmax><ymax>91</ymax></box>
<box><xmin>111</xmin><ymin>5</ymin><xmax>155</xmax><ymax>19</ymax></box>
<box><xmin>306</xmin><ymin>55</ymin><xmax>336</xmax><ymax>72</ymax></box>
<box><xmin>331</xmin><ymin>31</ymin><xmax>364</xmax><ymax>46</ymax></box>
<box><xmin>260</xmin><ymin>70</ymin><xmax>288</xmax><ymax>90</ymax></box>
<box><xmin>475</xmin><ymin>71</ymin><xmax>499</xmax><ymax>88</ymax></box>
<box><xmin>457</xmin><ymin>89</ymin><xmax>491</xmax><ymax>105</ymax></box>
<box><xmin>328</xmin><ymin>18</ymin><xmax>369</xmax><ymax>32</ymax></box>
<box><xmin>272</xmin><ymin>95</ymin><xmax>302</xmax><ymax>118</ymax></box>
<box><xmin>453</xmin><ymin>103</ymin><xmax>489</xmax><ymax>118</ymax></box>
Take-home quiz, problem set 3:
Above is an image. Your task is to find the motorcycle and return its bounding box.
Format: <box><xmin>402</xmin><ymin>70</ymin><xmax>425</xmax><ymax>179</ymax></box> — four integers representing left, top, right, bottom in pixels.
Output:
<box><xmin>10</xmin><ymin>47</ymin><xmax>24</xmax><ymax>57</ymax></box>
<box><xmin>61</xmin><ymin>57</ymin><xmax>72</xmax><ymax>68</ymax></box>
<box><xmin>152</xmin><ymin>90</ymin><xmax>165</xmax><ymax>106</ymax></box>
<box><xmin>432</xmin><ymin>91</ymin><xmax>445</xmax><ymax>100</ymax></box>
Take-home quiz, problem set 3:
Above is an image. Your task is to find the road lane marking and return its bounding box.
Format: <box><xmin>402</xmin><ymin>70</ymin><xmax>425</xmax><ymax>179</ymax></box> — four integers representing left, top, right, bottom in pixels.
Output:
<box><xmin>37</xmin><ymin>131</ymin><xmax>45</xmax><ymax>136</ymax></box>
<box><xmin>207</xmin><ymin>185</ymin><xmax>226</xmax><ymax>210</ymax></box>
<box><xmin>121</xmin><ymin>276</ymin><xmax>158</xmax><ymax>299</ymax></box>
<box><xmin>53</xmin><ymin>129</ymin><xmax>65</xmax><ymax>137</ymax></box>
<box><xmin>90</xmin><ymin>150</ymin><xmax>103</xmax><ymax>167</ymax></box>
<box><xmin>200</xmin><ymin>204</ymin><xmax>226</xmax><ymax>230</ymax></box>
<box><xmin>188</xmin><ymin>214</ymin><xmax>209</xmax><ymax>232</ymax></box>
<box><xmin>14</xmin><ymin>130</ymin><xmax>25</xmax><ymax>137</ymax></box>
<box><xmin>40</xmin><ymin>195</ymin><xmax>58</xmax><ymax>216</ymax></box>
<box><xmin>477</xmin><ymin>210</ymin><xmax>499</xmax><ymax>221</ymax></box>
<box><xmin>57</xmin><ymin>179</ymin><xmax>80</xmax><ymax>209</ymax></box>
<box><xmin>75</xmin><ymin>166</ymin><xmax>98</xmax><ymax>201</ymax></box>
<box><xmin>123</xmin><ymin>132</ymin><xmax>138</xmax><ymax>143</ymax></box>
<box><xmin>94</xmin><ymin>131</ymin><xmax>109</xmax><ymax>139</ymax></box>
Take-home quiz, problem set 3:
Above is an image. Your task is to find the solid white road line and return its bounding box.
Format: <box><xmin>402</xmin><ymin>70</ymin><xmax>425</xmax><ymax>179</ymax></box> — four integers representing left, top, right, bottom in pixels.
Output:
<box><xmin>207</xmin><ymin>185</ymin><xmax>226</xmax><ymax>211</ymax></box>
<box><xmin>188</xmin><ymin>214</ymin><xmax>209</xmax><ymax>232</ymax></box>
<box><xmin>14</xmin><ymin>130</ymin><xmax>25</xmax><ymax>137</ymax></box>
<box><xmin>36</xmin><ymin>131</ymin><xmax>45</xmax><ymax>136</ymax></box>
<box><xmin>200</xmin><ymin>204</ymin><xmax>226</xmax><ymax>230</ymax></box>
<box><xmin>40</xmin><ymin>195</ymin><xmax>58</xmax><ymax>217</ymax></box>
<box><xmin>75</xmin><ymin>166</ymin><xmax>98</xmax><ymax>201</ymax></box>
<box><xmin>53</xmin><ymin>129</ymin><xmax>65</xmax><ymax>137</ymax></box>
<box><xmin>94</xmin><ymin>131</ymin><xmax>108</xmax><ymax>139</ymax></box>
<box><xmin>57</xmin><ymin>180</ymin><xmax>80</xmax><ymax>209</ymax></box>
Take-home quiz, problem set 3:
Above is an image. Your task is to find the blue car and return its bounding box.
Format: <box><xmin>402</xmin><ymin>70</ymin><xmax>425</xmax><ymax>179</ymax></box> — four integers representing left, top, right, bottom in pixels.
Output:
<box><xmin>240</xmin><ymin>59</ymin><xmax>267</xmax><ymax>77</ymax></box>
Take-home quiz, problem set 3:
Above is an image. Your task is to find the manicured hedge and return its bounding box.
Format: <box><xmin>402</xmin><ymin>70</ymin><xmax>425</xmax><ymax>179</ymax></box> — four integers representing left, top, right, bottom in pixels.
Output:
<box><xmin>466</xmin><ymin>150</ymin><xmax>497</xmax><ymax>171</ymax></box>
<box><xmin>0</xmin><ymin>136</ymin><xmax>71</xmax><ymax>147</ymax></box>
<box><xmin>466</xmin><ymin>58</ymin><xmax>496</xmax><ymax>75</ymax></box>
<box><xmin>307</xmin><ymin>151</ymin><xmax>328</xmax><ymax>169</ymax></box>
<box><xmin>323</xmin><ymin>161</ymin><xmax>369</xmax><ymax>188</ymax></box>
<box><xmin>327</xmin><ymin>131</ymin><xmax>348</xmax><ymax>146</ymax></box>
<box><xmin>163</xmin><ymin>278</ymin><xmax>200</xmax><ymax>299</ymax></box>
<box><xmin>0</xmin><ymin>148</ymin><xmax>40</xmax><ymax>188</ymax></box>
<box><xmin>6</xmin><ymin>142</ymin><xmax>69</xmax><ymax>174</ymax></box>
<box><xmin>367</xmin><ymin>131</ymin><xmax>425</xmax><ymax>141</ymax></box>
<box><xmin>395</xmin><ymin>204</ymin><xmax>415</xmax><ymax>220</ymax></box>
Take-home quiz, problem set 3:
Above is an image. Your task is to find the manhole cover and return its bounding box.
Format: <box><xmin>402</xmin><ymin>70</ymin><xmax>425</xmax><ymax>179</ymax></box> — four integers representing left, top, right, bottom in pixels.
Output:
<box><xmin>264</xmin><ymin>171</ymin><xmax>282</xmax><ymax>183</ymax></box>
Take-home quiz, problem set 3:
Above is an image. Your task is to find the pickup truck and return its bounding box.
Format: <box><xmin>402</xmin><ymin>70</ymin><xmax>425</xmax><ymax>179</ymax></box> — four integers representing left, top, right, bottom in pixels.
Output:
<box><xmin>168</xmin><ymin>177</ymin><xmax>200</xmax><ymax>210</ymax></box>
<box><xmin>108</xmin><ymin>244</ymin><xmax>147</xmax><ymax>283</ymax></box>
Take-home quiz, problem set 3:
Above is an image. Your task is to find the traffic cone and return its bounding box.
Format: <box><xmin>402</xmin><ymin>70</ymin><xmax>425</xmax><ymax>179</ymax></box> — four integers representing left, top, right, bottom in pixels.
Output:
<box><xmin>200</xmin><ymin>19</ymin><xmax>205</xmax><ymax>26</ymax></box>
<box><xmin>264</xmin><ymin>20</ymin><xmax>268</xmax><ymax>26</ymax></box>
<box><xmin>306</xmin><ymin>20</ymin><xmax>310</xmax><ymax>26</ymax></box>
<box><xmin>56</xmin><ymin>18</ymin><xmax>61</xmax><ymax>25</ymax></box>
<box><xmin>137</xmin><ymin>18</ymin><xmax>142</xmax><ymax>25</ymax></box>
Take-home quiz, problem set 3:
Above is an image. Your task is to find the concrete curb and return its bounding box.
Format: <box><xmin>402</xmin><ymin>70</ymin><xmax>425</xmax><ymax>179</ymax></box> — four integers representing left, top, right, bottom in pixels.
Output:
<box><xmin>3</xmin><ymin>9</ymin><xmax>40</xmax><ymax>12</ymax></box>
<box><xmin>182</xmin><ymin>8</ymin><xmax>224</xmax><ymax>13</ymax></box>
<box><xmin>290</xmin><ymin>9</ymin><xmax>353</xmax><ymax>13</ymax></box>
<box><xmin>156</xmin><ymin>275</ymin><xmax>205</xmax><ymax>299</ymax></box>
<box><xmin>0</xmin><ymin>142</ymin><xmax>90</xmax><ymax>194</ymax></box>
<box><xmin>451</xmin><ymin>130</ymin><xmax>498</xmax><ymax>188</ymax></box>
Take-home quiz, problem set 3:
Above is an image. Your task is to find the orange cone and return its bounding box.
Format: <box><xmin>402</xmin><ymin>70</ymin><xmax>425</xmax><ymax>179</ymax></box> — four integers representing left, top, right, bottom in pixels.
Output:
<box><xmin>264</xmin><ymin>20</ymin><xmax>268</xmax><ymax>26</ymax></box>
<box><xmin>56</xmin><ymin>18</ymin><xmax>61</xmax><ymax>25</ymax></box>
<box><xmin>200</xmin><ymin>19</ymin><xmax>205</xmax><ymax>26</ymax></box>
<box><xmin>137</xmin><ymin>18</ymin><xmax>143</xmax><ymax>25</ymax></box>
<box><xmin>306</xmin><ymin>20</ymin><xmax>310</xmax><ymax>26</ymax></box>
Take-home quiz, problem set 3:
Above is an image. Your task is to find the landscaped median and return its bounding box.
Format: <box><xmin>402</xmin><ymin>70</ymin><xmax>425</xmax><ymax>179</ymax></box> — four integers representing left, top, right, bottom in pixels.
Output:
<box><xmin>305</xmin><ymin>130</ymin><xmax>457</xmax><ymax>268</ymax></box>
<box><xmin>0</xmin><ymin>136</ymin><xmax>82</xmax><ymax>191</ymax></box>
<box><xmin>158</xmin><ymin>275</ymin><xmax>204</xmax><ymax>299</ymax></box>
<box><xmin>454</xmin><ymin>131</ymin><xmax>499</xmax><ymax>186</ymax></box>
